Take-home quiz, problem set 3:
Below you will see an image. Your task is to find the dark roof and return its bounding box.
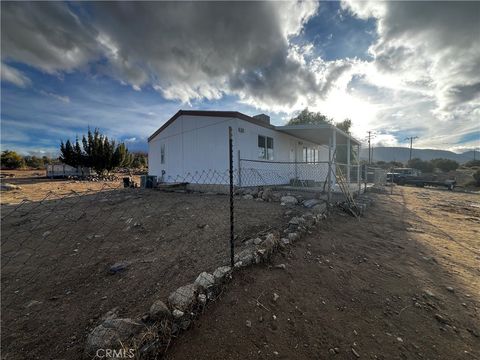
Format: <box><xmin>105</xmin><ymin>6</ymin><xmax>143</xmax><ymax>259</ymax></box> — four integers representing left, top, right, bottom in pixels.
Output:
<box><xmin>148</xmin><ymin>110</ymin><xmax>275</xmax><ymax>142</ymax></box>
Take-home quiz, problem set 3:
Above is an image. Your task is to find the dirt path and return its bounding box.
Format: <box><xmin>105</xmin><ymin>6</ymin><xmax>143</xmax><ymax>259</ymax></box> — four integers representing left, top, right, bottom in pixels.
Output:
<box><xmin>167</xmin><ymin>187</ymin><xmax>480</xmax><ymax>360</ymax></box>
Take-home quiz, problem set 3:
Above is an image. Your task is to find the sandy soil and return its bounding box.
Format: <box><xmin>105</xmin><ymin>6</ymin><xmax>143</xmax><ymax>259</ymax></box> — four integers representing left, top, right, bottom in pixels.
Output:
<box><xmin>167</xmin><ymin>186</ymin><xmax>480</xmax><ymax>360</ymax></box>
<box><xmin>1</xmin><ymin>184</ymin><xmax>297</xmax><ymax>360</ymax></box>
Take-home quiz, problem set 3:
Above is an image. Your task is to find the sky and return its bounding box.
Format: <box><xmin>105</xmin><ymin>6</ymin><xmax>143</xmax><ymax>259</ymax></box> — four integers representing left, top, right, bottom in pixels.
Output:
<box><xmin>1</xmin><ymin>1</ymin><xmax>479</xmax><ymax>156</ymax></box>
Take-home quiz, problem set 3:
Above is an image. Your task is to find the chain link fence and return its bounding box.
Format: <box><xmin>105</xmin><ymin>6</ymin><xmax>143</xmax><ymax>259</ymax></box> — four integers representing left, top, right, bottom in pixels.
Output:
<box><xmin>2</xmin><ymin>128</ymin><xmax>366</xmax><ymax>359</ymax></box>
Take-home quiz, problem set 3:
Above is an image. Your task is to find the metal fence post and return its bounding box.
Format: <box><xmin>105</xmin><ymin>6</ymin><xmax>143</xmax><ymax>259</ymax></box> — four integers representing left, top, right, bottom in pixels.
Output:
<box><xmin>228</xmin><ymin>127</ymin><xmax>235</xmax><ymax>268</ymax></box>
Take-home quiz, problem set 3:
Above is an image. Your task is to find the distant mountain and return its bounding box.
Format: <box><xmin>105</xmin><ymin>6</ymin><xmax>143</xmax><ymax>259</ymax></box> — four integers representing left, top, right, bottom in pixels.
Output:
<box><xmin>359</xmin><ymin>147</ymin><xmax>475</xmax><ymax>164</ymax></box>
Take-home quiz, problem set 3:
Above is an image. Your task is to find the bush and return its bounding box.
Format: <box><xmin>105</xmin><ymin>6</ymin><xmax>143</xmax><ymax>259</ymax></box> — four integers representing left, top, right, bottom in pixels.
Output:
<box><xmin>465</xmin><ymin>160</ymin><xmax>480</xmax><ymax>168</ymax></box>
<box><xmin>1</xmin><ymin>150</ymin><xmax>25</xmax><ymax>169</ymax></box>
<box><xmin>431</xmin><ymin>158</ymin><xmax>459</xmax><ymax>172</ymax></box>
<box><xmin>407</xmin><ymin>158</ymin><xmax>434</xmax><ymax>173</ymax></box>
<box><xmin>473</xmin><ymin>169</ymin><xmax>480</xmax><ymax>187</ymax></box>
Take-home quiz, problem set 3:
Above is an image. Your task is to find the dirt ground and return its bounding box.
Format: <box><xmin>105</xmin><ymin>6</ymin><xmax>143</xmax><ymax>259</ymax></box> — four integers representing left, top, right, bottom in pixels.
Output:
<box><xmin>1</xmin><ymin>179</ymin><xmax>295</xmax><ymax>360</ymax></box>
<box><xmin>167</xmin><ymin>186</ymin><xmax>480</xmax><ymax>360</ymax></box>
<box><xmin>1</xmin><ymin>169</ymin><xmax>141</xmax><ymax>204</ymax></box>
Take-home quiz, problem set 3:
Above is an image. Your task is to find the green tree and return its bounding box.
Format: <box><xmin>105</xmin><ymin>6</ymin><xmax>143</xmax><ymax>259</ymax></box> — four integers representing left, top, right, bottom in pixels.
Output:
<box><xmin>1</xmin><ymin>150</ymin><xmax>25</xmax><ymax>169</ymax></box>
<box><xmin>24</xmin><ymin>155</ymin><xmax>44</xmax><ymax>169</ymax></box>
<box><xmin>431</xmin><ymin>158</ymin><xmax>459</xmax><ymax>172</ymax></box>
<box><xmin>335</xmin><ymin>118</ymin><xmax>352</xmax><ymax>133</ymax></box>
<box><xmin>287</xmin><ymin>108</ymin><xmax>332</xmax><ymax>126</ymax></box>
<box><xmin>407</xmin><ymin>158</ymin><xmax>434</xmax><ymax>173</ymax></box>
<box><xmin>61</xmin><ymin>128</ymin><xmax>132</xmax><ymax>173</ymax></box>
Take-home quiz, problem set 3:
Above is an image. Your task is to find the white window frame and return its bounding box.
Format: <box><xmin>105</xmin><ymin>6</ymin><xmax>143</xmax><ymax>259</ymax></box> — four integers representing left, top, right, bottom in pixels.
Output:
<box><xmin>258</xmin><ymin>135</ymin><xmax>274</xmax><ymax>160</ymax></box>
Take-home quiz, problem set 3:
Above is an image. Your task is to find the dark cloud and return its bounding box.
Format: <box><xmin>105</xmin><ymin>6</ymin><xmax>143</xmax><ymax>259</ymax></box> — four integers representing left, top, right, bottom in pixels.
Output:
<box><xmin>2</xmin><ymin>1</ymin><xmax>351</xmax><ymax>109</ymax></box>
<box><xmin>1</xmin><ymin>2</ymin><xmax>99</xmax><ymax>72</ymax></box>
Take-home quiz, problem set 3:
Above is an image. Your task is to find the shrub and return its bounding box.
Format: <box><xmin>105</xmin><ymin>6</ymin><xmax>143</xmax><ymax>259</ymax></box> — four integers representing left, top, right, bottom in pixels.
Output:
<box><xmin>1</xmin><ymin>150</ymin><xmax>25</xmax><ymax>169</ymax></box>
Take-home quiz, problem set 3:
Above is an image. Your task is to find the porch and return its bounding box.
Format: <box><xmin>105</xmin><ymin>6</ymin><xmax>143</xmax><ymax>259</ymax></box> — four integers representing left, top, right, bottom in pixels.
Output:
<box><xmin>237</xmin><ymin>123</ymin><xmax>363</xmax><ymax>200</ymax></box>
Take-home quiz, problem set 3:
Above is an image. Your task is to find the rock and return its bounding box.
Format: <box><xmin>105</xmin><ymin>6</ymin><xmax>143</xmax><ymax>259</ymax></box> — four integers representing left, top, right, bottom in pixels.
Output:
<box><xmin>273</xmin><ymin>293</ymin><xmax>279</xmax><ymax>302</ymax></box>
<box><xmin>288</xmin><ymin>232</ymin><xmax>299</xmax><ymax>242</ymax></box>
<box><xmin>109</xmin><ymin>262</ymin><xmax>128</xmax><ymax>274</ymax></box>
<box><xmin>312</xmin><ymin>203</ymin><xmax>327</xmax><ymax>214</ymax></box>
<box><xmin>149</xmin><ymin>300</ymin><xmax>171</xmax><ymax>321</ymax></box>
<box><xmin>197</xmin><ymin>294</ymin><xmax>207</xmax><ymax>305</ymax></box>
<box><xmin>213</xmin><ymin>266</ymin><xmax>231</xmax><ymax>283</ymax></box>
<box><xmin>261</xmin><ymin>188</ymin><xmax>274</xmax><ymax>201</ymax></box>
<box><xmin>281</xmin><ymin>238</ymin><xmax>290</xmax><ymax>245</ymax></box>
<box><xmin>434</xmin><ymin>314</ymin><xmax>449</xmax><ymax>324</ymax></box>
<box><xmin>194</xmin><ymin>272</ymin><xmax>215</xmax><ymax>291</ymax></box>
<box><xmin>246</xmin><ymin>320</ymin><xmax>252</xmax><ymax>328</ymax></box>
<box><xmin>84</xmin><ymin>318</ymin><xmax>144</xmax><ymax>357</ymax></box>
<box><xmin>101</xmin><ymin>307</ymin><xmax>120</xmax><ymax>321</ymax></box>
<box><xmin>274</xmin><ymin>263</ymin><xmax>286</xmax><ymax>270</ymax></box>
<box><xmin>243</xmin><ymin>194</ymin><xmax>254</xmax><ymax>200</ymax></box>
<box><xmin>234</xmin><ymin>248</ymin><xmax>256</xmax><ymax>266</ymax></box>
<box><xmin>303</xmin><ymin>199</ymin><xmax>321</xmax><ymax>208</ymax></box>
<box><xmin>280</xmin><ymin>195</ymin><xmax>298</xmax><ymax>205</ymax></box>
<box><xmin>172</xmin><ymin>309</ymin><xmax>184</xmax><ymax>319</ymax></box>
<box><xmin>253</xmin><ymin>237</ymin><xmax>263</xmax><ymax>245</ymax></box>
<box><xmin>329</xmin><ymin>348</ymin><xmax>336</xmax><ymax>355</ymax></box>
<box><xmin>446</xmin><ymin>286</ymin><xmax>455</xmax><ymax>293</ymax></box>
<box><xmin>168</xmin><ymin>284</ymin><xmax>196</xmax><ymax>311</ymax></box>
<box><xmin>0</xmin><ymin>183</ymin><xmax>20</xmax><ymax>191</ymax></box>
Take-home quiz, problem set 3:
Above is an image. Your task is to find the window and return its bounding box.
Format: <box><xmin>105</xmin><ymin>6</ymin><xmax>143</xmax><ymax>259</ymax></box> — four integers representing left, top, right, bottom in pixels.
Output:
<box><xmin>160</xmin><ymin>144</ymin><xmax>165</xmax><ymax>164</ymax></box>
<box><xmin>303</xmin><ymin>147</ymin><xmax>319</xmax><ymax>163</ymax></box>
<box><xmin>258</xmin><ymin>135</ymin><xmax>274</xmax><ymax>160</ymax></box>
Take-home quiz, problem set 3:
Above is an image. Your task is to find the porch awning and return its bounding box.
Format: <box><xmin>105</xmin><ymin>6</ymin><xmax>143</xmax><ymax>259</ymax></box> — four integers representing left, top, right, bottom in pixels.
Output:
<box><xmin>275</xmin><ymin>124</ymin><xmax>361</xmax><ymax>147</ymax></box>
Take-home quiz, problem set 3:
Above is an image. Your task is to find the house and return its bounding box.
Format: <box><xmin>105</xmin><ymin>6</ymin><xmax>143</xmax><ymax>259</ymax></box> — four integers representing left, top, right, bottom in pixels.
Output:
<box><xmin>148</xmin><ymin>110</ymin><xmax>361</xmax><ymax>188</ymax></box>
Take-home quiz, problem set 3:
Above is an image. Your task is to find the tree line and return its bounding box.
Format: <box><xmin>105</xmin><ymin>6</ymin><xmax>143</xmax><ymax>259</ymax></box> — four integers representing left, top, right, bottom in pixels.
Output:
<box><xmin>1</xmin><ymin>128</ymin><xmax>147</xmax><ymax>171</ymax></box>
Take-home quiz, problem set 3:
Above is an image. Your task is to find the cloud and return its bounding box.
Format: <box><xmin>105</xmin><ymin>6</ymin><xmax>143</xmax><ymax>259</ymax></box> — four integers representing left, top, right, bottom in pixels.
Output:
<box><xmin>1</xmin><ymin>62</ymin><xmax>31</xmax><ymax>87</ymax></box>
<box><xmin>39</xmin><ymin>90</ymin><xmax>70</xmax><ymax>103</ymax></box>
<box><xmin>340</xmin><ymin>0</ymin><xmax>480</xmax><ymax>149</ymax></box>
<box><xmin>1</xmin><ymin>2</ymin><xmax>359</xmax><ymax>111</ymax></box>
<box><xmin>1</xmin><ymin>2</ymin><xmax>99</xmax><ymax>73</ymax></box>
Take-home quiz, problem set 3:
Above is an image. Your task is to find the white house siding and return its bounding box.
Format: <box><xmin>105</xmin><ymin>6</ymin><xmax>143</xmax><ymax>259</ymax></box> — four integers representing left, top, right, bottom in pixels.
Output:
<box><xmin>148</xmin><ymin>114</ymin><xmax>330</xmax><ymax>186</ymax></box>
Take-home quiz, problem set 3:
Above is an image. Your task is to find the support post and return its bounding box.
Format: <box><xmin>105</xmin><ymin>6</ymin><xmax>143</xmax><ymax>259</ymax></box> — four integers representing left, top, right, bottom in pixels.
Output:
<box><xmin>228</xmin><ymin>127</ymin><xmax>235</xmax><ymax>268</ymax></box>
<box><xmin>237</xmin><ymin>150</ymin><xmax>241</xmax><ymax>187</ymax></box>
<box><xmin>357</xmin><ymin>144</ymin><xmax>361</xmax><ymax>195</ymax></box>
<box><xmin>332</xmin><ymin>128</ymin><xmax>337</xmax><ymax>187</ymax></box>
<box><xmin>327</xmin><ymin>137</ymin><xmax>332</xmax><ymax>205</ymax></box>
<box><xmin>347</xmin><ymin>138</ymin><xmax>351</xmax><ymax>185</ymax></box>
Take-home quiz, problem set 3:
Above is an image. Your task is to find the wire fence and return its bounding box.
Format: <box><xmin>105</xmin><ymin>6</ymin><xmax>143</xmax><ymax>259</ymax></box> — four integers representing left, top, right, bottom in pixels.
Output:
<box><xmin>2</xmin><ymin>129</ymin><xmax>372</xmax><ymax>359</ymax></box>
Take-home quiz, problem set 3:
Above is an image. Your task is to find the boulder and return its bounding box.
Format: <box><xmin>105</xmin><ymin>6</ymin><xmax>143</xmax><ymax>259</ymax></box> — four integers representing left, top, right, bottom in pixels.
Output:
<box><xmin>194</xmin><ymin>272</ymin><xmax>215</xmax><ymax>291</ymax></box>
<box><xmin>149</xmin><ymin>300</ymin><xmax>171</xmax><ymax>321</ymax></box>
<box><xmin>303</xmin><ymin>199</ymin><xmax>321</xmax><ymax>208</ymax></box>
<box><xmin>213</xmin><ymin>266</ymin><xmax>231</xmax><ymax>284</ymax></box>
<box><xmin>253</xmin><ymin>237</ymin><xmax>263</xmax><ymax>245</ymax></box>
<box><xmin>280</xmin><ymin>195</ymin><xmax>298</xmax><ymax>205</ymax></box>
<box><xmin>234</xmin><ymin>248</ymin><xmax>256</xmax><ymax>266</ymax></box>
<box><xmin>242</xmin><ymin>194</ymin><xmax>254</xmax><ymax>200</ymax></box>
<box><xmin>312</xmin><ymin>202</ymin><xmax>327</xmax><ymax>214</ymax></box>
<box><xmin>84</xmin><ymin>318</ymin><xmax>144</xmax><ymax>357</ymax></box>
<box><xmin>261</xmin><ymin>188</ymin><xmax>274</xmax><ymax>202</ymax></box>
<box><xmin>168</xmin><ymin>284</ymin><xmax>196</xmax><ymax>311</ymax></box>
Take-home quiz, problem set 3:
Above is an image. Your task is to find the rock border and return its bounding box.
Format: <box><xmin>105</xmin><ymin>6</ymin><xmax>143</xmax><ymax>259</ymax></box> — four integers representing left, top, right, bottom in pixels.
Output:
<box><xmin>84</xmin><ymin>189</ymin><xmax>375</xmax><ymax>359</ymax></box>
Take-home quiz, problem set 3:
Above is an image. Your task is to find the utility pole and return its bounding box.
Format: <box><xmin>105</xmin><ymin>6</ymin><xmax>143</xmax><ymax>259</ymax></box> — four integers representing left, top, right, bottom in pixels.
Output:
<box><xmin>367</xmin><ymin>131</ymin><xmax>372</xmax><ymax>164</ymax></box>
<box><xmin>405</xmin><ymin>136</ymin><xmax>418</xmax><ymax>161</ymax></box>
<box><xmin>366</xmin><ymin>131</ymin><xmax>376</xmax><ymax>164</ymax></box>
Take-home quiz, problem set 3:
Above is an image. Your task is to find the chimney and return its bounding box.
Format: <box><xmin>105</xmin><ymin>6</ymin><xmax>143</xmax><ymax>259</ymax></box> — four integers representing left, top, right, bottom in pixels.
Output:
<box><xmin>253</xmin><ymin>113</ymin><xmax>270</xmax><ymax>124</ymax></box>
